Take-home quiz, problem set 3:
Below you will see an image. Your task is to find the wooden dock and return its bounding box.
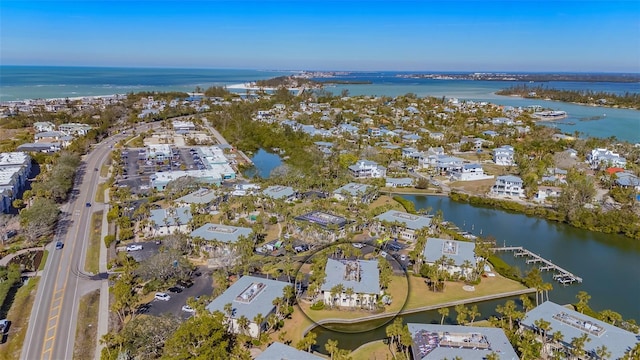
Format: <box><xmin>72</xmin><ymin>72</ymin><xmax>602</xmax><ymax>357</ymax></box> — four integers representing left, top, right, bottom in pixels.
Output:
<box><xmin>492</xmin><ymin>246</ymin><xmax>582</xmax><ymax>285</ymax></box>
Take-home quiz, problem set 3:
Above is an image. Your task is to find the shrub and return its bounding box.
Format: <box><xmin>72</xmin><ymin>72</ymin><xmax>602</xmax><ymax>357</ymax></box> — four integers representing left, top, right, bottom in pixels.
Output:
<box><xmin>104</xmin><ymin>234</ymin><xmax>117</xmax><ymax>248</ymax></box>
<box><xmin>310</xmin><ymin>301</ymin><xmax>325</xmax><ymax>310</ymax></box>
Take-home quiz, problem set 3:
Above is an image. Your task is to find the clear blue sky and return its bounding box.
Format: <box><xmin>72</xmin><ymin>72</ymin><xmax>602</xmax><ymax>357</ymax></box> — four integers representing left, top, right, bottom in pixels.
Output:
<box><xmin>1</xmin><ymin>1</ymin><xmax>639</xmax><ymax>72</ymax></box>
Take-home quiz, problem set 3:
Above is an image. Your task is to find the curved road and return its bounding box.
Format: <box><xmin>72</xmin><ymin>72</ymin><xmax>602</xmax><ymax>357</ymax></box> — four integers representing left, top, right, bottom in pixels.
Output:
<box><xmin>21</xmin><ymin>124</ymin><xmax>151</xmax><ymax>360</ymax></box>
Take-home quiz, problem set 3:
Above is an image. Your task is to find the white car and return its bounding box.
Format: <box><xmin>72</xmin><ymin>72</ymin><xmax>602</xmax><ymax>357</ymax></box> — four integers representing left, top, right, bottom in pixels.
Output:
<box><xmin>352</xmin><ymin>243</ymin><xmax>364</xmax><ymax>249</ymax></box>
<box><xmin>181</xmin><ymin>305</ymin><xmax>195</xmax><ymax>313</ymax></box>
<box><xmin>380</xmin><ymin>251</ymin><xmax>388</xmax><ymax>258</ymax></box>
<box><xmin>400</xmin><ymin>254</ymin><xmax>407</xmax><ymax>261</ymax></box>
<box><xmin>155</xmin><ymin>292</ymin><xmax>171</xmax><ymax>301</ymax></box>
<box><xmin>126</xmin><ymin>244</ymin><xmax>143</xmax><ymax>251</ymax></box>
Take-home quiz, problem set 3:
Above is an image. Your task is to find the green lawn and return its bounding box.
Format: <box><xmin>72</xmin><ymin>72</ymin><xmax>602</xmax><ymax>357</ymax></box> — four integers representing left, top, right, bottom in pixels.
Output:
<box><xmin>38</xmin><ymin>250</ymin><xmax>49</xmax><ymax>271</ymax></box>
<box><xmin>0</xmin><ymin>278</ymin><xmax>40</xmax><ymax>360</ymax></box>
<box><xmin>99</xmin><ymin>154</ymin><xmax>111</xmax><ymax>177</ymax></box>
<box><xmin>84</xmin><ymin>211</ymin><xmax>103</xmax><ymax>274</ymax></box>
<box><xmin>351</xmin><ymin>340</ymin><xmax>393</xmax><ymax>360</ymax></box>
<box><xmin>73</xmin><ymin>290</ymin><xmax>100</xmax><ymax>360</ymax></box>
<box><xmin>95</xmin><ymin>183</ymin><xmax>107</xmax><ymax>203</ymax></box>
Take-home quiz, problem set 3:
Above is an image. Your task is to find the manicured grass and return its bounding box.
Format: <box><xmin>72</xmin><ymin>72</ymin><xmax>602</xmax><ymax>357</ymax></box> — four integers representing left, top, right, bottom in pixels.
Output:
<box><xmin>351</xmin><ymin>340</ymin><xmax>393</xmax><ymax>360</ymax></box>
<box><xmin>38</xmin><ymin>250</ymin><xmax>49</xmax><ymax>271</ymax></box>
<box><xmin>369</xmin><ymin>195</ymin><xmax>404</xmax><ymax>210</ymax></box>
<box><xmin>405</xmin><ymin>273</ymin><xmax>527</xmax><ymax>310</ymax></box>
<box><xmin>0</xmin><ymin>277</ymin><xmax>39</xmax><ymax>360</ymax></box>
<box><xmin>99</xmin><ymin>154</ymin><xmax>111</xmax><ymax>177</ymax></box>
<box><xmin>95</xmin><ymin>183</ymin><xmax>107</xmax><ymax>203</ymax></box>
<box><xmin>73</xmin><ymin>290</ymin><xmax>100</xmax><ymax>360</ymax></box>
<box><xmin>84</xmin><ymin>211</ymin><xmax>103</xmax><ymax>274</ymax></box>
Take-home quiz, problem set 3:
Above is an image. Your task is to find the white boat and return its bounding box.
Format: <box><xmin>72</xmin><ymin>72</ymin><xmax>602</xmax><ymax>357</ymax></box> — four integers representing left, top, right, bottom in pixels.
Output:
<box><xmin>532</xmin><ymin>110</ymin><xmax>568</xmax><ymax>120</ymax></box>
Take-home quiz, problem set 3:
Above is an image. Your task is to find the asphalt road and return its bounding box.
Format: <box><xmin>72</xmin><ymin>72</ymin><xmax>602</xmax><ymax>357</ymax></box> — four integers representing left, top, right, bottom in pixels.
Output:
<box><xmin>22</xmin><ymin>125</ymin><xmax>152</xmax><ymax>360</ymax></box>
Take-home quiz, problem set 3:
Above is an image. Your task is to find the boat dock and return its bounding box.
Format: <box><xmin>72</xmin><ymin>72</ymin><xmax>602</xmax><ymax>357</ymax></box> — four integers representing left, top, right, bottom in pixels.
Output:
<box><xmin>492</xmin><ymin>246</ymin><xmax>582</xmax><ymax>285</ymax></box>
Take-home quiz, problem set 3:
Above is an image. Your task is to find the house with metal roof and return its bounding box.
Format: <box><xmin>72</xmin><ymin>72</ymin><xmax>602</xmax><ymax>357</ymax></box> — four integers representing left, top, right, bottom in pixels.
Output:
<box><xmin>255</xmin><ymin>342</ymin><xmax>324</xmax><ymax>360</ymax></box>
<box><xmin>408</xmin><ymin>323</ymin><xmax>519</xmax><ymax>360</ymax></box>
<box><xmin>423</xmin><ymin>238</ymin><xmax>476</xmax><ymax>277</ymax></box>
<box><xmin>321</xmin><ymin>259</ymin><xmax>381</xmax><ymax>310</ymax></box>
<box><xmin>491</xmin><ymin>175</ymin><xmax>525</xmax><ymax>197</ymax></box>
<box><xmin>385</xmin><ymin>177</ymin><xmax>414</xmax><ymax>188</ymax></box>
<box><xmin>615</xmin><ymin>172</ymin><xmax>640</xmax><ymax>191</ymax></box>
<box><xmin>190</xmin><ymin>223</ymin><xmax>253</xmax><ymax>245</ymax></box>
<box><xmin>374</xmin><ymin>210</ymin><xmax>432</xmax><ymax>242</ymax></box>
<box><xmin>493</xmin><ymin>145</ymin><xmax>515</xmax><ymax>166</ymax></box>
<box><xmin>451</xmin><ymin>163</ymin><xmax>493</xmax><ymax>182</ymax></box>
<box><xmin>175</xmin><ymin>188</ymin><xmax>218</xmax><ymax>205</ymax></box>
<box><xmin>332</xmin><ymin>182</ymin><xmax>377</xmax><ymax>203</ymax></box>
<box><xmin>520</xmin><ymin>301</ymin><xmax>638</xmax><ymax>359</ymax></box>
<box><xmin>148</xmin><ymin>206</ymin><xmax>192</xmax><ymax>235</ymax></box>
<box><xmin>349</xmin><ymin>159</ymin><xmax>387</xmax><ymax>179</ymax></box>
<box><xmin>206</xmin><ymin>275</ymin><xmax>290</xmax><ymax>338</ymax></box>
<box><xmin>262</xmin><ymin>185</ymin><xmax>296</xmax><ymax>201</ymax></box>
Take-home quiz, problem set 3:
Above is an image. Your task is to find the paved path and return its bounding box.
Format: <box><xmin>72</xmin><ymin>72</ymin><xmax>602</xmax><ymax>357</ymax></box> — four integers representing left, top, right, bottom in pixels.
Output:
<box><xmin>0</xmin><ymin>246</ymin><xmax>45</xmax><ymax>267</ymax></box>
<box><xmin>201</xmin><ymin>117</ymin><xmax>253</xmax><ymax>165</ymax></box>
<box><xmin>302</xmin><ymin>288</ymin><xmax>536</xmax><ymax>335</ymax></box>
<box><xmin>94</xmin><ymin>186</ymin><xmax>111</xmax><ymax>360</ymax></box>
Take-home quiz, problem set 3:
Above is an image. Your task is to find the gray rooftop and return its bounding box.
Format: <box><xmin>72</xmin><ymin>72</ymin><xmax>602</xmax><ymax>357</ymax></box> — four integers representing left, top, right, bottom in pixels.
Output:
<box><xmin>423</xmin><ymin>238</ymin><xmax>476</xmax><ymax>266</ymax></box>
<box><xmin>149</xmin><ymin>206</ymin><xmax>192</xmax><ymax>228</ymax></box>
<box><xmin>521</xmin><ymin>301</ymin><xmax>638</xmax><ymax>359</ymax></box>
<box><xmin>190</xmin><ymin>223</ymin><xmax>252</xmax><ymax>244</ymax></box>
<box><xmin>256</xmin><ymin>342</ymin><xmax>324</xmax><ymax>360</ymax></box>
<box><xmin>333</xmin><ymin>182</ymin><xmax>374</xmax><ymax>197</ymax></box>
<box><xmin>262</xmin><ymin>185</ymin><xmax>295</xmax><ymax>199</ymax></box>
<box><xmin>206</xmin><ymin>275</ymin><xmax>289</xmax><ymax>322</ymax></box>
<box><xmin>176</xmin><ymin>188</ymin><xmax>218</xmax><ymax>204</ymax></box>
<box><xmin>375</xmin><ymin>210</ymin><xmax>432</xmax><ymax>230</ymax></box>
<box><xmin>408</xmin><ymin>323</ymin><xmax>519</xmax><ymax>360</ymax></box>
<box><xmin>321</xmin><ymin>259</ymin><xmax>381</xmax><ymax>295</ymax></box>
<box><xmin>496</xmin><ymin>175</ymin><xmax>523</xmax><ymax>184</ymax></box>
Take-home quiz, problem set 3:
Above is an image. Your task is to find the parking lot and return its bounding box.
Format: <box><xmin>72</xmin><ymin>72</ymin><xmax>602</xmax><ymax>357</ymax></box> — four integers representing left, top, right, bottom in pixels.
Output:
<box><xmin>118</xmin><ymin>241</ymin><xmax>162</xmax><ymax>262</ymax></box>
<box><xmin>138</xmin><ymin>269</ymin><xmax>213</xmax><ymax>319</ymax></box>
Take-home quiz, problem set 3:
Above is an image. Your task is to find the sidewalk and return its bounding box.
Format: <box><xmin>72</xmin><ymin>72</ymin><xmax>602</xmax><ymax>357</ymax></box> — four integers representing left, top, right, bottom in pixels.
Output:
<box><xmin>94</xmin><ymin>186</ymin><xmax>110</xmax><ymax>360</ymax></box>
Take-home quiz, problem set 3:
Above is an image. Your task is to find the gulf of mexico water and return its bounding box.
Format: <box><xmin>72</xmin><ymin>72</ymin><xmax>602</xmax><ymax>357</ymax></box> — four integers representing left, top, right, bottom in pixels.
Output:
<box><xmin>0</xmin><ymin>66</ymin><xmax>293</xmax><ymax>101</ymax></box>
<box><xmin>1</xmin><ymin>66</ymin><xmax>638</xmax><ymax>142</ymax></box>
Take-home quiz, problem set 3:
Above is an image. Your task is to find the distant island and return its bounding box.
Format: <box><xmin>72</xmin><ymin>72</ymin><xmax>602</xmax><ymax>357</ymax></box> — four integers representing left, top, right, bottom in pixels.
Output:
<box><xmin>496</xmin><ymin>84</ymin><xmax>640</xmax><ymax>110</ymax></box>
<box><xmin>396</xmin><ymin>72</ymin><xmax>640</xmax><ymax>83</ymax></box>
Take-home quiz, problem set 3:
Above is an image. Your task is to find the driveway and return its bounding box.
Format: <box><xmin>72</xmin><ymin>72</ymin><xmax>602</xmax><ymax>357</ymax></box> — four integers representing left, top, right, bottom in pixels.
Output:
<box><xmin>141</xmin><ymin>271</ymin><xmax>213</xmax><ymax>319</ymax></box>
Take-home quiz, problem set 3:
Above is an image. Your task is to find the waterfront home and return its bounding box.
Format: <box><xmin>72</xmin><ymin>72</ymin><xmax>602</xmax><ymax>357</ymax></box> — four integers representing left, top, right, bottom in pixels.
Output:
<box><xmin>148</xmin><ymin>206</ymin><xmax>192</xmax><ymax>235</ymax></box>
<box><xmin>190</xmin><ymin>223</ymin><xmax>253</xmax><ymax>254</ymax></box>
<box><xmin>493</xmin><ymin>145</ymin><xmax>515</xmax><ymax>166</ymax></box>
<box><xmin>434</xmin><ymin>155</ymin><xmax>465</xmax><ymax>174</ymax></box>
<box><xmin>262</xmin><ymin>185</ymin><xmax>297</xmax><ymax>201</ymax></box>
<box><xmin>588</xmin><ymin>148</ymin><xmax>627</xmax><ymax>169</ymax></box>
<box><xmin>255</xmin><ymin>342</ymin><xmax>323</xmax><ymax>360</ymax></box>
<box><xmin>423</xmin><ymin>238</ymin><xmax>476</xmax><ymax>278</ymax></box>
<box><xmin>534</xmin><ymin>186</ymin><xmax>562</xmax><ymax>202</ymax></box>
<box><xmin>408</xmin><ymin>323</ymin><xmax>518</xmax><ymax>360</ymax></box>
<box><xmin>450</xmin><ymin>163</ymin><xmax>493</xmax><ymax>182</ymax></box>
<box><xmin>520</xmin><ymin>301</ymin><xmax>637</xmax><ymax>360</ymax></box>
<box><xmin>374</xmin><ymin>210</ymin><xmax>432</xmax><ymax>242</ymax></box>
<box><xmin>491</xmin><ymin>175</ymin><xmax>525</xmax><ymax>197</ymax></box>
<box><xmin>349</xmin><ymin>159</ymin><xmax>387</xmax><ymax>179</ymax></box>
<box><xmin>321</xmin><ymin>259</ymin><xmax>381</xmax><ymax>310</ymax></box>
<box><xmin>385</xmin><ymin>177</ymin><xmax>414</xmax><ymax>188</ymax></box>
<box><xmin>332</xmin><ymin>182</ymin><xmax>377</xmax><ymax>203</ymax></box>
<box><xmin>205</xmin><ymin>275</ymin><xmax>289</xmax><ymax>338</ymax></box>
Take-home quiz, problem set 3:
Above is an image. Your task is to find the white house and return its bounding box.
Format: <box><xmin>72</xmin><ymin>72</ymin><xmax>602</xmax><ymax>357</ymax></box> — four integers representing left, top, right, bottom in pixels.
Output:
<box><xmin>206</xmin><ymin>276</ymin><xmax>289</xmax><ymax>338</ymax></box>
<box><xmin>535</xmin><ymin>186</ymin><xmax>562</xmax><ymax>202</ymax></box>
<box><xmin>58</xmin><ymin>123</ymin><xmax>91</xmax><ymax>136</ymax></box>
<box><xmin>423</xmin><ymin>238</ymin><xmax>476</xmax><ymax>278</ymax></box>
<box><xmin>588</xmin><ymin>148</ymin><xmax>626</xmax><ymax>169</ymax></box>
<box><xmin>349</xmin><ymin>160</ymin><xmax>387</xmax><ymax>179</ymax></box>
<box><xmin>491</xmin><ymin>175</ymin><xmax>525</xmax><ymax>197</ymax></box>
<box><xmin>321</xmin><ymin>259</ymin><xmax>381</xmax><ymax>310</ymax></box>
<box><xmin>450</xmin><ymin>163</ymin><xmax>493</xmax><ymax>181</ymax></box>
<box><xmin>493</xmin><ymin>145</ymin><xmax>515</xmax><ymax>166</ymax></box>
<box><xmin>0</xmin><ymin>152</ymin><xmax>32</xmax><ymax>214</ymax></box>
<box><xmin>333</xmin><ymin>182</ymin><xmax>377</xmax><ymax>203</ymax></box>
<box><xmin>148</xmin><ymin>206</ymin><xmax>192</xmax><ymax>235</ymax></box>
<box><xmin>33</xmin><ymin>121</ymin><xmax>56</xmax><ymax>132</ymax></box>
<box><xmin>374</xmin><ymin>210</ymin><xmax>432</xmax><ymax>242</ymax></box>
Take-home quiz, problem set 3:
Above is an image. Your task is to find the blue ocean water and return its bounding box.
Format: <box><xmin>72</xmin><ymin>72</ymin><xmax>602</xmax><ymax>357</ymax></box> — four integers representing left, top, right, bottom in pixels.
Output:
<box><xmin>1</xmin><ymin>66</ymin><xmax>638</xmax><ymax>142</ymax></box>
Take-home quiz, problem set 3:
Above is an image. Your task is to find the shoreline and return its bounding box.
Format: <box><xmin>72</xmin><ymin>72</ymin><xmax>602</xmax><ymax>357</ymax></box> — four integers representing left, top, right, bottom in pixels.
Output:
<box><xmin>494</xmin><ymin>93</ymin><xmax>640</xmax><ymax>111</ymax></box>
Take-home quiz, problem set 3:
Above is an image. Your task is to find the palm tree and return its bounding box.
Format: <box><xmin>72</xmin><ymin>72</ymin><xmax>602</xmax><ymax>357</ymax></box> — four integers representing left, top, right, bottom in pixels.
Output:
<box><xmin>223</xmin><ymin>303</ymin><xmax>235</xmax><ymax>332</ymax></box>
<box><xmin>534</xmin><ymin>318</ymin><xmax>552</xmax><ymax>358</ymax></box>
<box><xmin>468</xmin><ymin>304</ymin><xmax>481</xmax><ymax>325</ymax></box>
<box><xmin>253</xmin><ymin>313</ymin><xmax>264</xmax><ymax>337</ymax></box>
<box><xmin>438</xmin><ymin>307</ymin><xmax>449</xmax><ymax>325</ymax></box>
<box><xmin>325</xmin><ymin>339</ymin><xmax>339</xmax><ymax>360</ymax></box>
<box><xmin>237</xmin><ymin>315</ymin><xmax>249</xmax><ymax>337</ymax></box>
<box><xmin>595</xmin><ymin>345</ymin><xmax>611</xmax><ymax>360</ymax></box>
<box><xmin>575</xmin><ymin>291</ymin><xmax>591</xmax><ymax>314</ymax></box>
<box><xmin>569</xmin><ymin>333</ymin><xmax>590</xmax><ymax>360</ymax></box>
<box><xmin>345</xmin><ymin>287</ymin><xmax>355</xmax><ymax>310</ymax></box>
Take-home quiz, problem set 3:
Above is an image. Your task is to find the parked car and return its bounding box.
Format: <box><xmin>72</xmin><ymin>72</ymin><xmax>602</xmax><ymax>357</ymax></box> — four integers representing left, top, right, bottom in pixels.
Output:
<box><xmin>181</xmin><ymin>305</ymin><xmax>195</xmax><ymax>313</ymax></box>
<box><xmin>0</xmin><ymin>319</ymin><xmax>9</xmax><ymax>334</ymax></box>
<box><xmin>168</xmin><ymin>287</ymin><xmax>183</xmax><ymax>293</ymax></box>
<box><xmin>55</xmin><ymin>241</ymin><xmax>64</xmax><ymax>250</ymax></box>
<box><xmin>400</xmin><ymin>254</ymin><xmax>407</xmax><ymax>261</ymax></box>
<box><xmin>352</xmin><ymin>243</ymin><xmax>364</xmax><ymax>249</ymax></box>
<box><xmin>380</xmin><ymin>251</ymin><xmax>388</xmax><ymax>258</ymax></box>
<box><xmin>154</xmin><ymin>292</ymin><xmax>171</xmax><ymax>301</ymax></box>
<box><xmin>126</xmin><ymin>244</ymin><xmax>143</xmax><ymax>251</ymax></box>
